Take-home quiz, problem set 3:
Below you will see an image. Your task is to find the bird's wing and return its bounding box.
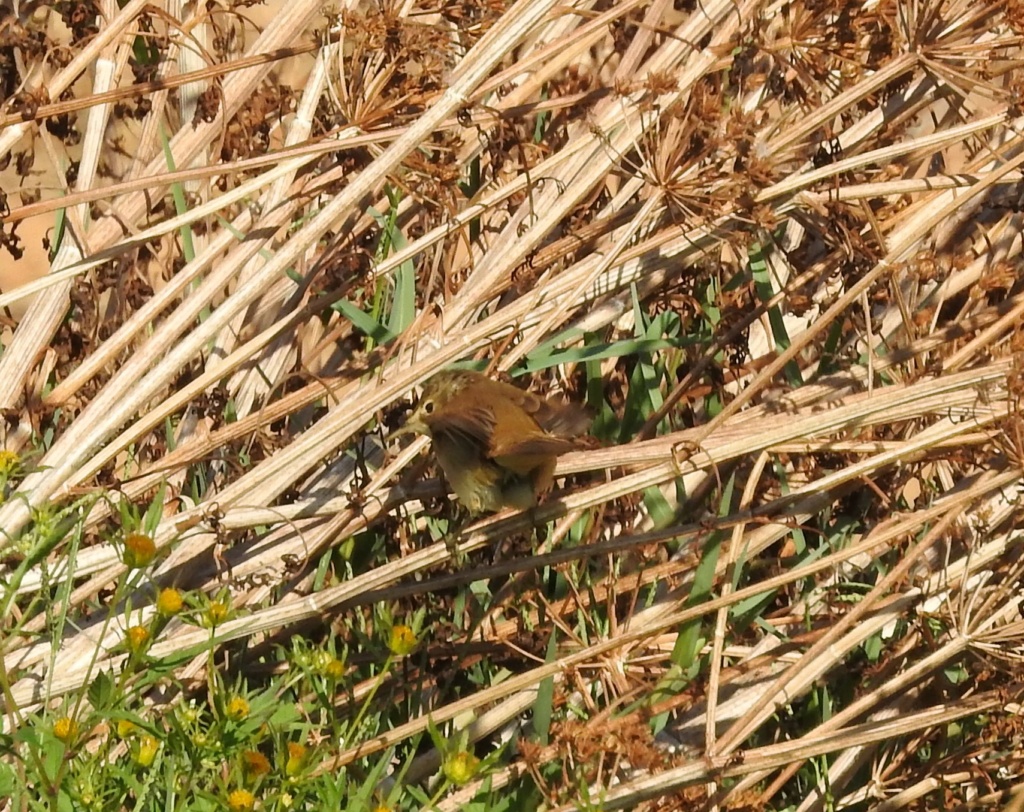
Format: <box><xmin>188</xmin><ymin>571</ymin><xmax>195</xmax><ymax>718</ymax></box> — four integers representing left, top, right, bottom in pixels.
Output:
<box><xmin>426</xmin><ymin>404</ymin><xmax>495</xmax><ymax>449</ymax></box>
<box><xmin>512</xmin><ymin>389</ymin><xmax>592</xmax><ymax>438</ymax></box>
<box><xmin>490</xmin><ymin>434</ymin><xmax>576</xmax><ymax>459</ymax></box>
<box><xmin>486</xmin><ymin>393</ymin><xmax>582</xmax><ymax>463</ymax></box>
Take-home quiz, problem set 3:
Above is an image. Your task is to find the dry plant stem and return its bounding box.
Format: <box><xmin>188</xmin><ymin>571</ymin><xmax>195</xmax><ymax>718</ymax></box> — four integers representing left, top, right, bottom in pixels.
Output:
<box><xmin>0</xmin><ymin>0</ymin><xmax>568</xmax><ymax>540</ymax></box>
<box><xmin>762</xmin><ymin>110</ymin><xmax>1010</xmax><ymax>204</ymax></box>
<box><xmin>71</xmin><ymin>5</ymin><xmax>126</xmax><ymax>229</ymax></box>
<box><xmin>617</xmin><ymin>0</ymin><xmax>673</xmax><ymax>79</ymax></box>
<box><xmin>8</xmin><ymin>458</ymin><xmax>1016</xmax><ymax>725</ymax></box>
<box><xmin>0</xmin><ymin>45</ymin><xmax>315</xmax><ymax>132</ymax></box>
<box><xmin>40</xmin><ymin>206</ymin><xmax>254</xmax><ymax>406</ymax></box>
<box><xmin>748</xmin><ymin>547</ymin><xmax>1024</xmax><ymax>809</ymax></box>
<box><xmin>303</xmin><ymin>468</ymin><xmax>1017</xmax><ymax>771</ymax></box>
<box><xmin>764</xmin><ymin>54</ymin><xmax>920</xmax><ymax>155</ymax></box>
<box><xmin>803</xmin><ymin>171</ymin><xmax>1024</xmax><ymax>205</ymax></box>
<box><xmin>8</xmin><ymin>357</ymin><xmax>1007</xmax><ymax>611</ymax></box>
<box><xmin>689</xmin><ymin>139</ymin><xmax>1024</xmax><ymax>461</ymax></box>
<box><xmin>944</xmin><ymin>293</ymin><xmax>1024</xmax><ymax>372</ymax></box>
<box><xmin>555</xmin><ymin>694</ymin><xmax>1005</xmax><ymax>812</ymax></box>
<box><xmin>0</xmin><ymin>147</ymin><xmax>312</xmax><ymax>313</ymax></box>
<box><xmin>16</xmin><ymin>435</ymin><xmax>403</xmax><ymax>639</ymax></box>
<box><xmin>714</xmin><ymin>501</ymin><xmax>966</xmax><ymax>755</ymax></box>
<box><xmin>170</xmin><ymin>0</ymin><xmax>208</xmax><ymax>191</ymax></box>
<box><xmin>867</xmin><ymin>772</ymin><xmax>975</xmax><ymax>812</ymax></box>
<box><xmin>578</xmin><ymin>361</ymin><xmax>1008</xmax><ymax>476</ymax></box>
<box><xmin>876</xmin><ymin>294</ymin><xmax>1024</xmax><ymax>374</ymax></box>
<box><xmin>0</xmin><ymin>0</ymin><xmax>153</xmax><ymax>157</ymax></box>
<box><xmin>0</xmin><ymin>121</ymin><xmax>434</xmax><ymax>228</ymax></box>
<box><xmin>705</xmin><ymin>450</ymin><xmax>770</xmax><ymax>803</ymax></box>
<box><xmin>0</xmin><ymin>0</ymin><xmax>326</xmax><ymax>409</ymax></box>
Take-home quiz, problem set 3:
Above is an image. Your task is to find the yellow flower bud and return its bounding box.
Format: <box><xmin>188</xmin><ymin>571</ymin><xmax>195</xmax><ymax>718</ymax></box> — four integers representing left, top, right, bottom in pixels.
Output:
<box><xmin>122</xmin><ymin>533</ymin><xmax>156</xmax><ymax>568</ymax></box>
<box><xmin>443</xmin><ymin>750</ymin><xmax>480</xmax><ymax>786</ymax></box>
<box><xmin>388</xmin><ymin>624</ymin><xmax>417</xmax><ymax>656</ymax></box>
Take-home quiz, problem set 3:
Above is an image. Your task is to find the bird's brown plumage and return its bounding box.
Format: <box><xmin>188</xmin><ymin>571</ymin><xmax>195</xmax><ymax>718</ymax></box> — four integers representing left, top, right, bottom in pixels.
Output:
<box><xmin>399</xmin><ymin>369</ymin><xmax>591</xmax><ymax>513</ymax></box>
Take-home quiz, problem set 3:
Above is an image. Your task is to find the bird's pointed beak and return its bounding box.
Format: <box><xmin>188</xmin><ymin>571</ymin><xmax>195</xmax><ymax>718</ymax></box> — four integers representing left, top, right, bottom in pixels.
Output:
<box><xmin>392</xmin><ymin>423</ymin><xmax>416</xmax><ymax>440</ymax></box>
<box><xmin>392</xmin><ymin>408</ymin><xmax>429</xmax><ymax>440</ymax></box>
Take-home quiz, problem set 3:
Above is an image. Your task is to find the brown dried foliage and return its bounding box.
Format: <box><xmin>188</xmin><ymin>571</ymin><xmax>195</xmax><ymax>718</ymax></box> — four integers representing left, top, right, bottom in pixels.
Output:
<box><xmin>3</xmin><ymin>0</ymin><xmax>1024</xmax><ymax>808</ymax></box>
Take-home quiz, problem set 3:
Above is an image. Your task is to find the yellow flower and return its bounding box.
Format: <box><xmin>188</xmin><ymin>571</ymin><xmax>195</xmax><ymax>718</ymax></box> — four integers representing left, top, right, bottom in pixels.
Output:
<box><xmin>204</xmin><ymin>598</ymin><xmax>231</xmax><ymax>627</ymax></box>
<box><xmin>53</xmin><ymin>717</ymin><xmax>78</xmax><ymax>743</ymax></box>
<box><xmin>116</xmin><ymin>719</ymin><xmax>138</xmax><ymax>738</ymax></box>
<box><xmin>0</xmin><ymin>450</ymin><xmax>20</xmax><ymax>476</ymax></box>
<box><xmin>135</xmin><ymin>734</ymin><xmax>159</xmax><ymax>767</ymax></box>
<box><xmin>324</xmin><ymin>657</ymin><xmax>345</xmax><ymax>680</ymax></box>
<box><xmin>226</xmin><ymin>789</ymin><xmax>256</xmax><ymax>811</ymax></box>
<box><xmin>388</xmin><ymin>624</ymin><xmax>417</xmax><ymax>656</ymax></box>
<box><xmin>284</xmin><ymin>742</ymin><xmax>307</xmax><ymax>777</ymax></box>
<box><xmin>225</xmin><ymin>696</ymin><xmax>250</xmax><ymax>721</ymax></box>
<box><xmin>122</xmin><ymin>533</ymin><xmax>156</xmax><ymax>568</ymax></box>
<box><xmin>442</xmin><ymin>750</ymin><xmax>480</xmax><ymax>786</ymax></box>
<box><xmin>313</xmin><ymin>649</ymin><xmax>345</xmax><ymax>679</ymax></box>
<box><xmin>243</xmin><ymin>750</ymin><xmax>271</xmax><ymax>777</ymax></box>
<box><xmin>157</xmin><ymin>587</ymin><xmax>184</xmax><ymax>615</ymax></box>
<box><xmin>126</xmin><ymin>625</ymin><xmax>150</xmax><ymax>653</ymax></box>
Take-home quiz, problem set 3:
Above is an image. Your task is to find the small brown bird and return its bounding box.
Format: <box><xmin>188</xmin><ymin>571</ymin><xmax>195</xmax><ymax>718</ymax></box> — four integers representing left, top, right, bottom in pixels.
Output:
<box><xmin>397</xmin><ymin>369</ymin><xmax>591</xmax><ymax>514</ymax></box>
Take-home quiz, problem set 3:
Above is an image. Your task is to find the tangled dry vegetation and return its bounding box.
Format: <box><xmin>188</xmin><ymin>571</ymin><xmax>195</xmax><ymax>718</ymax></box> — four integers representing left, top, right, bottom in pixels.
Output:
<box><xmin>2</xmin><ymin>0</ymin><xmax>1024</xmax><ymax>809</ymax></box>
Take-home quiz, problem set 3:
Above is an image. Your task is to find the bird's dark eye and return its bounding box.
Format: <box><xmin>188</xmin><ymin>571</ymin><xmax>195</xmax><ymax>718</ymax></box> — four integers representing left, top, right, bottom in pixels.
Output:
<box><xmin>423</xmin><ymin>400</ymin><xmax>435</xmax><ymax>414</ymax></box>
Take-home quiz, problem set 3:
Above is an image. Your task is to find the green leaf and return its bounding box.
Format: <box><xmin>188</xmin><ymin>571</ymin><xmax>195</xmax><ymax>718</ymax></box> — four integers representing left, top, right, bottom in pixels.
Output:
<box><xmin>332</xmin><ymin>299</ymin><xmax>397</xmax><ymax>345</ymax></box>
<box><xmin>520</xmin><ymin>336</ymin><xmax>695</xmax><ymax>373</ymax></box>
<box><xmin>143</xmin><ymin>481</ymin><xmax>167</xmax><ymax>536</ymax></box>
<box><xmin>87</xmin><ymin>671</ymin><xmax>115</xmax><ymax>709</ymax></box>
<box><xmin>642</xmin><ymin>486</ymin><xmax>674</xmax><ymax>529</ymax></box>
<box><xmin>750</xmin><ymin>243</ymin><xmax>802</xmax><ymax>386</ymax></box>
<box><xmin>533</xmin><ymin>631</ymin><xmax>557</xmax><ymax>746</ymax></box>
<box><xmin>0</xmin><ymin>761</ymin><xmax>16</xmax><ymax>799</ymax></box>
<box><xmin>368</xmin><ymin>193</ymin><xmax>416</xmax><ymax>337</ymax></box>
<box><xmin>49</xmin><ymin>207</ymin><xmax>67</xmax><ymax>262</ymax></box>
<box><xmin>159</xmin><ymin>127</ymin><xmax>196</xmax><ymax>264</ymax></box>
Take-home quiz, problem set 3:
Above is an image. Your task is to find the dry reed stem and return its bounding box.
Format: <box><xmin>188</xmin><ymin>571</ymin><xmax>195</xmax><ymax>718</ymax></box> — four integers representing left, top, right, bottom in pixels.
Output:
<box><xmin>1</xmin><ymin>0</ymin><xmax>1023</xmax><ymax>806</ymax></box>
